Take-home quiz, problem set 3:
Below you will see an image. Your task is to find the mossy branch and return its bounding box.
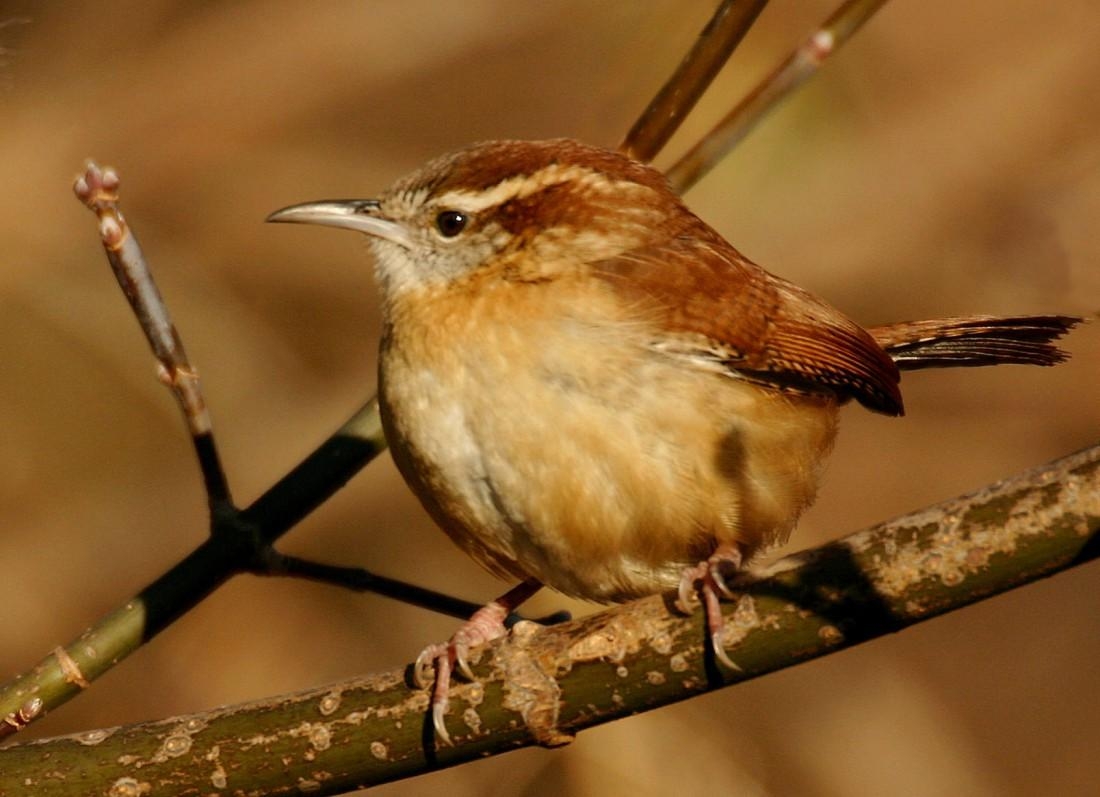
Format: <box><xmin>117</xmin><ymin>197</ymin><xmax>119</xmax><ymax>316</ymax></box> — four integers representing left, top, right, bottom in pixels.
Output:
<box><xmin>3</xmin><ymin>444</ymin><xmax>1096</xmax><ymax>795</ymax></box>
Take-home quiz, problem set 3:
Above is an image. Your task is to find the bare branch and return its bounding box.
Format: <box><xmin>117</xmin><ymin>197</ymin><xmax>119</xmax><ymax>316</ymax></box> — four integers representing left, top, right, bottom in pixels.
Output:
<box><xmin>619</xmin><ymin>0</ymin><xmax>768</xmax><ymax>162</ymax></box>
<box><xmin>73</xmin><ymin>161</ymin><xmax>230</xmax><ymax>504</ymax></box>
<box><xmin>3</xmin><ymin>443</ymin><xmax>1096</xmax><ymax>794</ymax></box>
<box><xmin>667</xmin><ymin>0</ymin><xmax>890</xmax><ymax>193</ymax></box>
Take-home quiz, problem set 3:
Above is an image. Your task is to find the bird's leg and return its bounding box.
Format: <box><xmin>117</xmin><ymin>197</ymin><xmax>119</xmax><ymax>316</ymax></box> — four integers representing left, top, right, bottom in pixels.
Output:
<box><xmin>413</xmin><ymin>579</ymin><xmax>542</xmax><ymax>745</ymax></box>
<box><xmin>676</xmin><ymin>543</ymin><xmax>744</xmax><ymax>671</ymax></box>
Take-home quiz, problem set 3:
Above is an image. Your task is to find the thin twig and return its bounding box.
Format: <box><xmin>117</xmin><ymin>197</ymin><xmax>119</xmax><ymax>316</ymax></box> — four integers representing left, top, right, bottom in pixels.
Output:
<box><xmin>619</xmin><ymin>0</ymin><xmax>768</xmax><ymax>163</ymax></box>
<box><xmin>3</xmin><ymin>444</ymin><xmax>1096</xmax><ymax>792</ymax></box>
<box><xmin>666</xmin><ymin>0</ymin><xmax>890</xmax><ymax>193</ymax></box>
<box><xmin>260</xmin><ymin>552</ymin><xmax>569</xmax><ymax>627</ymax></box>
<box><xmin>73</xmin><ymin>161</ymin><xmax>230</xmax><ymax>504</ymax></box>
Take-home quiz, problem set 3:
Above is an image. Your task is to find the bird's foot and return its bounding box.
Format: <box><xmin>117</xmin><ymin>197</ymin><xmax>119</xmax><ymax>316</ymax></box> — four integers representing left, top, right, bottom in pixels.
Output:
<box><xmin>413</xmin><ymin>580</ymin><xmax>541</xmax><ymax>746</ymax></box>
<box><xmin>676</xmin><ymin>544</ymin><xmax>744</xmax><ymax>671</ymax></box>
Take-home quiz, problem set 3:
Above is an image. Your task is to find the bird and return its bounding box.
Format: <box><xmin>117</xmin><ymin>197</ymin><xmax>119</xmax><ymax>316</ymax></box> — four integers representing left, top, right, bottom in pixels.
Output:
<box><xmin>267</xmin><ymin>137</ymin><xmax>1078</xmax><ymax>744</ymax></box>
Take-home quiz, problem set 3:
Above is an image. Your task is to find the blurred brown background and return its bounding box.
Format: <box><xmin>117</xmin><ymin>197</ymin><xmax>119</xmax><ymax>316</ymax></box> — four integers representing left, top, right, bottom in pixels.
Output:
<box><xmin>1</xmin><ymin>2</ymin><xmax>1098</xmax><ymax>794</ymax></box>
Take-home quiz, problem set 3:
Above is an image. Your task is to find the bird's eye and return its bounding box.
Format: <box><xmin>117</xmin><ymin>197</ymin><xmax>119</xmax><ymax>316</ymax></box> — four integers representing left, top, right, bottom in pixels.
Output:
<box><xmin>435</xmin><ymin>210</ymin><xmax>468</xmax><ymax>238</ymax></box>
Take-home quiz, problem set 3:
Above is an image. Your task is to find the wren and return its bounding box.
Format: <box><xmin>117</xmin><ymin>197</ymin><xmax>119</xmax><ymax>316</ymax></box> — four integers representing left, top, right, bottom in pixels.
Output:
<box><xmin>268</xmin><ymin>138</ymin><xmax>1077</xmax><ymax>744</ymax></box>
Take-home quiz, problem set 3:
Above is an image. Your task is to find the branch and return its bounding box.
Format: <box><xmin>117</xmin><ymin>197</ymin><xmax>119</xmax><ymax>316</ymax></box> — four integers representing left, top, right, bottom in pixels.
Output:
<box><xmin>0</xmin><ymin>392</ymin><xmax>533</xmax><ymax>735</ymax></box>
<box><xmin>4</xmin><ymin>444</ymin><xmax>1096</xmax><ymax>794</ymax></box>
<box><xmin>619</xmin><ymin>0</ymin><xmax>768</xmax><ymax>163</ymax></box>
<box><xmin>667</xmin><ymin>0</ymin><xmax>890</xmax><ymax>193</ymax></box>
<box><xmin>0</xmin><ymin>176</ymin><xmax>534</xmax><ymax>735</ymax></box>
<box><xmin>73</xmin><ymin>161</ymin><xmax>229</xmax><ymax>504</ymax></box>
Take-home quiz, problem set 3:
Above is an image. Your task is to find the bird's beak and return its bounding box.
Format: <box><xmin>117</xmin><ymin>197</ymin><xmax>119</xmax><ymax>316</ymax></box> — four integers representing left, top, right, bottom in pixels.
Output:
<box><xmin>265</xmin><ymin>199</ymin><xmax>413</xmax><ymax>249</ymax></box>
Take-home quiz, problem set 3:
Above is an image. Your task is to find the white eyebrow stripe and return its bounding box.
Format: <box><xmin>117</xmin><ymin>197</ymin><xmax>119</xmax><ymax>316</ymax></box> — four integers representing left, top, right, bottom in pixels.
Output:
<box><xmin>433</xmin><ymin>163</ymin><xmax>615</xmax><ymax>214</ymax></box>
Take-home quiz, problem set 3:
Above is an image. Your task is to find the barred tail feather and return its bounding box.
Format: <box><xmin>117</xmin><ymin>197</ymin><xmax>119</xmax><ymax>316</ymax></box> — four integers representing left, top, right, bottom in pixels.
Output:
<box><xmin>870</xmin><ymin>315</ymin><xmax>1082</xmax><ymax>371</ymax></box>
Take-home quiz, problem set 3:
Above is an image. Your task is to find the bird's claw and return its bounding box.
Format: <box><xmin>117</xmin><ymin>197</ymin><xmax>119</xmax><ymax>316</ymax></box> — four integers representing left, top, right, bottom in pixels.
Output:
<box><xmin>677</xmin><ymin>545</ymin><xmax>744</xmax><ymax>671</ymax></box>
<box><xmin>454</xmin><ymin>642</ymin><xmax>477</xmax><ymax>682</ymax></box>
<box><xmin>709</xmin><ymin>558</ymin><xmax>737</xmax><ymax>600</ymax></box>
<box><xmin>413</xmin><ymin>643</ymin><xmax>445</xmax><ymax>689</ymax></box>
<box><xmin>676</xmin><ymin>560</ymin><xmax>706</xmax><ymax>614</ymax></box>
<box><xmin>710</xmin><ymin>625</ymin><xmax>742</xmax><ymax>672</ymax></box>
<box><xmin>414</xmin><ymin>599</ymin><xmax>513</xmax><ymax>746</ymax></box>
<box><xmin>432</xmin><ymin>692</ymin><xmax>452</xmax><ymax>746</ymax></box>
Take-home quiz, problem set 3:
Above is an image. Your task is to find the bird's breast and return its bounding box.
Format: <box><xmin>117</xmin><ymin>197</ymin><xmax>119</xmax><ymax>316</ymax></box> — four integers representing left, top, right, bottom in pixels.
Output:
<box><xmin>378</xmin><ymin>275</ymin><xmax>839</xmax><ymax>601</ymax></box>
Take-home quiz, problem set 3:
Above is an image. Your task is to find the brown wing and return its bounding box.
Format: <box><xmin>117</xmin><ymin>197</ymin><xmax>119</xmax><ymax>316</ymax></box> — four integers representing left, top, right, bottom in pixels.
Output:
<box><xmin>592</xmin><ymin>232</ymin><xmax>904</xmax><ymax>416</ymax></box>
